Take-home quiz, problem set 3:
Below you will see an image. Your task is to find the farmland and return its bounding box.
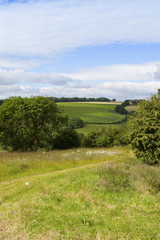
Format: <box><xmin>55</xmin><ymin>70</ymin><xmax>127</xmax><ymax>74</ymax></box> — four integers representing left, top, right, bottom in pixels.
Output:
<box><xmin>57</xmin><ymin>102</ymin><xmax>125</xmax><ymax>124</ymax></box>
<box><xmin>0</xmin><ymin>147</ymin><xmax>160</xmax><ymax>239</ymax></box>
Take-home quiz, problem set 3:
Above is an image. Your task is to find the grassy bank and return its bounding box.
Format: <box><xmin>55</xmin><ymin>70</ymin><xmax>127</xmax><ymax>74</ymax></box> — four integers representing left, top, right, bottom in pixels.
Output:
<box><xmin>0</xmin><ymin>147</ymin><xmax>160</xmax><ymax>239</ymax></box>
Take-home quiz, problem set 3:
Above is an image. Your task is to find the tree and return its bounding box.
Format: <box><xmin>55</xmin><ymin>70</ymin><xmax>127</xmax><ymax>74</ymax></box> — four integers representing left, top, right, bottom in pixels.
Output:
<box><xmin>115</xmin><ymin>105</ymin><xmax>128</xmax><ymax>115</ymax></box>
<box><xmin>0</xmin><ymin>96</ymin><xmax>68</xmax><ymax>151</ymax></box>
<box><xmin>83</xmin><ymin>127</ymin><xmax>127</xmax><ymax>147</ymax></box>
<box><xmin>52</xmin><ymin>128</ymin><xmax>81</xmax><ymax>149</ymax></box>
<box><xmin>128</xmin><ymin>91</ymin><xmax>160</xmax><ymax>164</ymax></box>
<box><xmin>69</xmin><ymin>117</ymin><xmax>85</xmax><ymax>129</ymax></box>
<box><xmin>121</xmin><ymin>100</ymin><xmax>130</xmax><ymax>107</ymax></box>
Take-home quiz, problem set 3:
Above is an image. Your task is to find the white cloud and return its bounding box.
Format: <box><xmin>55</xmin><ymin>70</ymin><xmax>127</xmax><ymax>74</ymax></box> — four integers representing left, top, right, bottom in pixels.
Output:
<box><xmin>36</xmin><ymin>81</ymin><xmax>160</xmax><ymax>100</ymax></box>
<box><xmin>0</xmin><ymin>68</ymin><xmax>77</xmax><ymax>85</ymax></box>
<box><xmin>0</xmin><ymin>57</ymin><xmax>42</xmax><ymax>69</ymax></box>
<box><xmin>0</xmin><ymin>61</ymin><xmax>160</xmax><ymax>100</ymax></box>
<box><xmin>64</xmin><ymin>62</ymin><xmax>160</xmax><ymax>82</ymax></box>
<box><xmin>0</xmin><ymin>0</ymin><xmax>160</xmax><ymax>58</ymax></box>
<box><xmin>154</xmin><ymin>66</ymin><xmax>160</xmax><ymax>80</ymax></box>
<box><xmin>0</xmin><ymin>81</ymin><xmax>159</xmax><ymax>100</ymax></box>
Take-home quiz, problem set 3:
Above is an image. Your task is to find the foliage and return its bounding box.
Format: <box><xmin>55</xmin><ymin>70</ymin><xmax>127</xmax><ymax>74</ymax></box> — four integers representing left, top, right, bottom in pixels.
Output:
<box><xmin>131</xmin><ymin>99</ymin><xmax>141</xmax><ymax>105</ymax></box>
<box><xmin>83</xmin><ymin>127</ymin><xmax>127</xmax><ymax>147</ymax></box>
<box><xmin>121</xmin><ymin>99</ymin><xmax>130</xmax><ymax>107</ymax></box>
<box><xmin>52</xmin><ymin>128</ymin><xmax>81</xmax><ymax>149</ymax></box>
<box><xmin>69</xmin><ymin>117</ymin><xmax>85</xmax><ymax>129</ymax></box>
<box><xmin>115</xmin><ymin>104</ymin><xmax>128</xmax><ymax>115</ymax></box>
<box><xmin>50</xmin><ymin>96</ymin><xmax>111</xmax><ymax>102</ymax></box>
<box><xmin>0</xmin><ymin>96</ymin><xmax>68</xmax><ymax>152</ymax></box>
<box><xmin>128</xmin><ymin>91</ymin><xmax>160</xmax><ymax>164</ymax></box>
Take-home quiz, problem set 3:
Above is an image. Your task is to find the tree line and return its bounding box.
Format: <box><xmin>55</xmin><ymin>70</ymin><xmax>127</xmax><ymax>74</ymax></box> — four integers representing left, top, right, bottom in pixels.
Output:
<box><xmin>49</xmin><ymin>97</ymin><xmax>115</xmax><ymax>102</ymax></box>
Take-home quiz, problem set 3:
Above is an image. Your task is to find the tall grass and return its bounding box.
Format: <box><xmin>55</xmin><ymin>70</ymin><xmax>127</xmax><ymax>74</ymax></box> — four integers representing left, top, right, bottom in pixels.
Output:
<box><xmin>0</xmin><ymin>147</ymin><xmax>129</xmax><ymax>182</ymax></box>
<box><xmin>0</xmin><ymin>147</ymin><xmax>160</xmax><ymax>239</ymax></box>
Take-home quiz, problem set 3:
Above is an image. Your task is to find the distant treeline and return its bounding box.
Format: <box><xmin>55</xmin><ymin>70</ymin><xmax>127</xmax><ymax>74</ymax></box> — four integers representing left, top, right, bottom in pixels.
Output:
<box><xmin>0</xmin><ymin>98</ymin><xmax>141</xmax><ymax>106</ymax></box>
<box><xmin>0</xmin><ymin>97</ymin><xmax>113</xmax><ymax>105</ymax></box>
<box><xmin>49</xmin><ymin>97</ymin><xmax>115</xmax><ymax>102</ymax></box>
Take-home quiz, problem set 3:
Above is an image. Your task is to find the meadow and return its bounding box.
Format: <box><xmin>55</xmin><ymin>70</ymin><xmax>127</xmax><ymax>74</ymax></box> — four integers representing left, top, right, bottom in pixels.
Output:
<box><xmin>0</xmin><ymin>147</ymin><xmax>160</xmax><ymax>240</ymax></box>
<box><xmin>76</xmin><ymin>122</ymin><xmax>127</xmax><ymax>135</ymax></box>
<box><xmin>125</xmin><ymin>105</ymin><xmax>138</xmax><ymax>113</ymax></box>
<box><xmin>57</xmin><ymin>102</ymin><xmax>125</xmax><ymax>124</ymax></box>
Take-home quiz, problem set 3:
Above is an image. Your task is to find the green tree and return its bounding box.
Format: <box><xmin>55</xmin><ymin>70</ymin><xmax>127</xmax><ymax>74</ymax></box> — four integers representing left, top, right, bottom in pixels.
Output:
<box><xmin>0</xmin><ymin>96</ymin><xmax>68</xmax><ymax>151</ymax></box>
<box><xmin>52</xmin><ymin>128</ymin><xmax>81</xmax><ymax>149</ymax></box>
<box><xmin>83</xmin><ymin>127</ymin><xmax>127</xmax><ymax>147</ymax></box>
<box><xmin>128</xmin><ymin>91</ymin><xmax>160</xmax><ymax>164</ymax></box>
<box><xmin>69</xmin><ymin>117</ymin><xmax>85</xmax><ymax>129</ymax></box>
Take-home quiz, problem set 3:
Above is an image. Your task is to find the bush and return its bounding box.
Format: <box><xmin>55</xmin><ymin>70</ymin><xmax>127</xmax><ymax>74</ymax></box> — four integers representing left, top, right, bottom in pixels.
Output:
<box><xmin>128</xmin><ymin>90</ymin><xmax>160</xmax><ymax>165</ymax></box>
<box><xmin>115</xmin><ymin>105</ymin><xmax>128</xmax><ymax>115</ymax></box>
<box><xmin>52</xmin><ymin>128</ymin><xmax>81</xmax><ymax>149</ymax></box>
<box><xmin>69</xmin><ymin>117</ymin><xmax>85</xmax><ymax>129</ymax></box>
<box><xmin>83</xmin><ymin>127</ymin><xmax>127</xmax><ymax>147</ymax></box>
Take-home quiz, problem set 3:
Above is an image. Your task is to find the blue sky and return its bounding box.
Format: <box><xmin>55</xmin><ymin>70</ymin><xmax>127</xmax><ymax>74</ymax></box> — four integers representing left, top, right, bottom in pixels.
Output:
<box><xmin>0</xmin><ymin>0</ymin><xmax>160</xmax><ymax>100</ymax></box>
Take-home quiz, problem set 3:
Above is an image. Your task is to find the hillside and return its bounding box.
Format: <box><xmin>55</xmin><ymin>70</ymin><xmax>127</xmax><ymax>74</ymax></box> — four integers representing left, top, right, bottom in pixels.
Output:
<box><xmin>57</xmin><ymin>102</ymin><xmax>125</xmax><ymax>124</ymax></box>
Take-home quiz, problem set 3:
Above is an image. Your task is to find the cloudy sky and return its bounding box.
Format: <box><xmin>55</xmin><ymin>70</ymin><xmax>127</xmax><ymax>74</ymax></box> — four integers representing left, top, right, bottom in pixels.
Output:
<box><xmin>0</xmin><ymin>0</ymin><xmax>160</xmax><ymax>100</ymax></box>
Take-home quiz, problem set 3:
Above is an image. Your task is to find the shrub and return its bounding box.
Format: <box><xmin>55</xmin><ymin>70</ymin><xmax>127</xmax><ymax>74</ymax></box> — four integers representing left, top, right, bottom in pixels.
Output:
<box><xmin>69</xmin><ymin>117</ymin><xmax>85</xmax><ymax>129</ymax></box>
<box><xmin>52</xmin><ymin>128</ymin><xmax>81</xmax><ymax>149</ymax></box>
<box><xmin>128</xmin><ymin>90</ymin><xmax>160</xmax><ymax>165</ymax></box>
<box><xmin>83</xmin><ymin>127</ymin><xmax>127</xmax><ymax>147</ymax></box>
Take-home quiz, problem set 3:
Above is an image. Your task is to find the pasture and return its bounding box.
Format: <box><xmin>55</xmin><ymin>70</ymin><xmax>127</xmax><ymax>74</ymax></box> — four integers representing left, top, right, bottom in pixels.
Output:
<box><xmin>57</xmin><ymin>102</ymin><xmax>125</xmax><ymax>124</ymax></box>
<box><xmin>76</xmin><ymin>122</ymin><xmax>127</xmax><ymax>135</ymax></box>
<box><xmin>0</xmin><ymin>147</ymin><xmax>160</xmax><ymax>240</ymax></box>
<box><xmin>125</xmin><ymin>105</ymin><xmax>139</xmax><ymax>112</ymax></box>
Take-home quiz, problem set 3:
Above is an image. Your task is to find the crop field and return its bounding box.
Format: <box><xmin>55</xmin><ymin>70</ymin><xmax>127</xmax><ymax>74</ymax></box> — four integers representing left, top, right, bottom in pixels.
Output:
<box><xmin>57</xmin><ymin>102</ymin><xmax>125</xmax><ymax>124</ymax></box>
<box><xmin>0</xmin><ymin>147</ymin><xmax>160</xmax><ymax>240</ymax></box>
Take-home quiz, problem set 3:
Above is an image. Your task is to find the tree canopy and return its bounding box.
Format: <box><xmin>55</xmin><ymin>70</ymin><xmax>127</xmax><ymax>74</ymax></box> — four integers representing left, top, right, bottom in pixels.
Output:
<box><xmin>128</xmin><ymin>91</ymin><xmax>160</xmax><ymax>164</ymax></box>
<box><xmin>0</xmin><ymin>96</ymin><xmax>68</xmax><ymax>151</ymax></box>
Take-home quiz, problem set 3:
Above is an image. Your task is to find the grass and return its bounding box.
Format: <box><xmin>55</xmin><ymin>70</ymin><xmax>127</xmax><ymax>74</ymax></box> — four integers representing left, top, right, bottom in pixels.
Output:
<box><xmin>57</xmin><ymin>102</ymin><xmax>125</xmax><ymax>124</ymax></box>
<box><xmin>0</xmin><ymin>147</ymin><xmax>126</xmax><ymax>182</ymax></box>
<box><xmin>125</xmin><ymin>105</ymin><xmax>139</xmax><ymax>112</ymax></box>
<box><xmin>76</xmin><ymin>122</ymin><xmax>127</xmax><ymax>135</ymax></box>
<box><xmin>0</xmin><ymin>147</ymin><xmax>160</xmax><ymax>239</ymax></box>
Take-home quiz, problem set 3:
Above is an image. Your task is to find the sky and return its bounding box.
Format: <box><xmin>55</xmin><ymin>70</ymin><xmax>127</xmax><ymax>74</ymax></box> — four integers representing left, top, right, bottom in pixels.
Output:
<box><xmin>0</xmin><ymin>0</ymin><xmax>160</xmax><ymax>100</ymax></box>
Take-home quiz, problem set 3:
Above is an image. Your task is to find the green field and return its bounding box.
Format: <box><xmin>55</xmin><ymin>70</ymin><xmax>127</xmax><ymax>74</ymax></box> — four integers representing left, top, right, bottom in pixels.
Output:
<box><xmin>76</xmin><ymin>122</ymin><xmax>127</xmax><ymax>135</ymax></box>
<box><xmin>0</xmin><ymin>147</ymin><xmax>160</xmax><ymax>239</ymax></box>
<box><xmin>57</xmin><ymin>102</ymin><xmax>125</xmax><ymax>124</ymax></box>
<box><xmin>125</xmin><ymin>105</ymin><xmax>139</xmax><ymax>112</ymax></box>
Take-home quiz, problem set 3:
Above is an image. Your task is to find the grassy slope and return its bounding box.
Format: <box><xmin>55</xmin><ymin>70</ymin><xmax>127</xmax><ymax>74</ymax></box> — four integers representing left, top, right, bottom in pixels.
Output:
<box><xmin>0</xmin><ymin>147</ymin><xmax>160</xmax><ymax>240</ymax></box>
<box><xmin>76</xmin><ymin>122</ymin><xmax>127</xmax><ymax>135</ymax></box>
<box><xmin>57</xmin><ymin>102</ymin><xmax>125</xmax><ymax>123</ymax></box>
<box><xmin>125</xmin><ymin>105</ymin><xmax>139</xmax><ymax>112</ymax></box>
